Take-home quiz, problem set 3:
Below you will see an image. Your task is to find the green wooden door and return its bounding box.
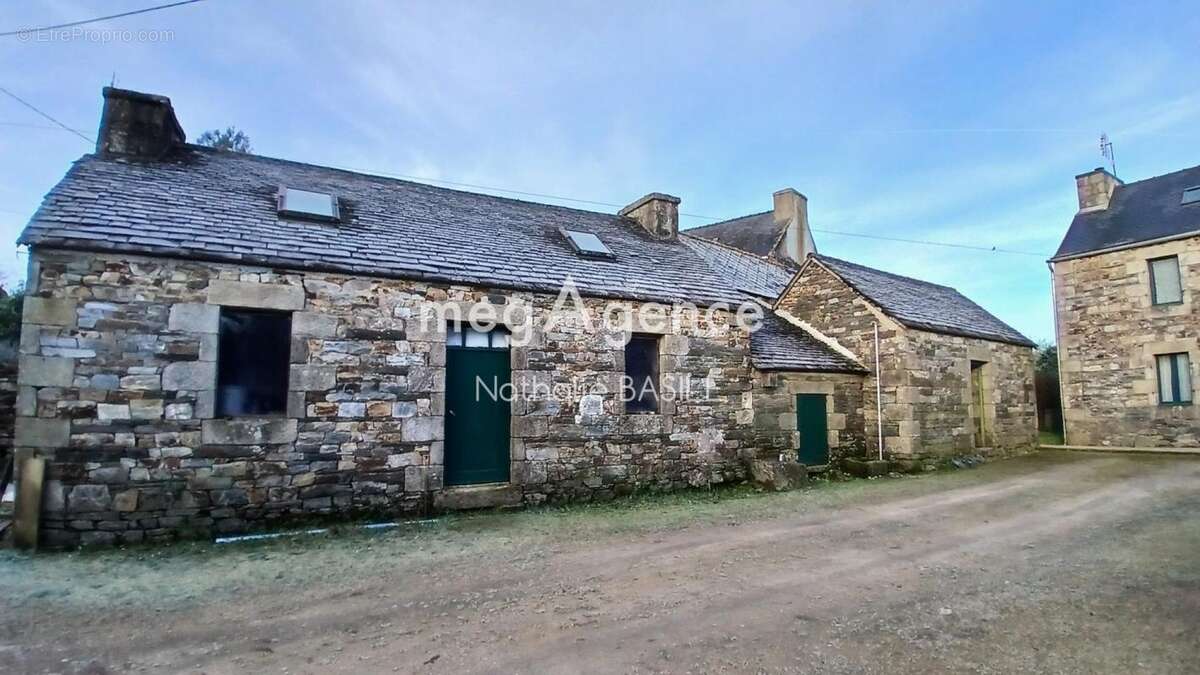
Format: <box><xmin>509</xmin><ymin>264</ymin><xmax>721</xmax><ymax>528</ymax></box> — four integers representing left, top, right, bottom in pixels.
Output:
<box><xmin>795</xmin><ymin>394</ymin><xmax>829</xmax><ymax>466</ymax></box>
<box><xmin>445</xmin><ymin>347</ymin><xmax>511</xmax><ymax>486</ymax></box>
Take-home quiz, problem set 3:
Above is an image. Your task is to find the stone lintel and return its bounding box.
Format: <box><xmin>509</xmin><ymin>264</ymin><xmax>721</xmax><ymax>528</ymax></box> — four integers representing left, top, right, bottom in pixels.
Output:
<box><xmin>207</xmin><ymin>280</ymin><xmax>305</xmax><ymax>311</ymax></box>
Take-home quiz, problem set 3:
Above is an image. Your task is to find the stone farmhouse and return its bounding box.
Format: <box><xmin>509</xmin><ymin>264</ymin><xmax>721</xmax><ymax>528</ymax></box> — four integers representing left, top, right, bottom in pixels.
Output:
<box><xmin>13</xmin><ymin>88</ymin><xmax>1036</xmax><ymax>546</ymax></box>
<box><xmin>1051</xmin><ymin>165</ymin><xmax>1200</xmax><ymax>448</ymax></box>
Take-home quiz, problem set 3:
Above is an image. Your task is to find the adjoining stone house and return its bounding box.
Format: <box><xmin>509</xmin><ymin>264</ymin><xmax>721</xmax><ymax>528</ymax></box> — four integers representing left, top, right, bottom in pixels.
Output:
<box><xmin>688</xmin><ymin>212</ymin><xmax>1039</xmax><ymax>457</ymax></box>
<box><xmin>13</xmin><ymin>88</ymin><xmax>1035</xmax><ymax>546</ymax></box>
<box><xmin>1050</xmin><ymin>165</ymin><xmax>1200</xmax><ymax>447</ymax></box>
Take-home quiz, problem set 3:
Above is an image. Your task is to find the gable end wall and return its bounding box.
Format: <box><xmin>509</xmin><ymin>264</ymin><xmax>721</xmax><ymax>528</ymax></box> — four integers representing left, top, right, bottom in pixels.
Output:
<box><xmin>778</xmin><ymin>261</ymin><xmax>1036</xmax><ymax>456</ymax></box>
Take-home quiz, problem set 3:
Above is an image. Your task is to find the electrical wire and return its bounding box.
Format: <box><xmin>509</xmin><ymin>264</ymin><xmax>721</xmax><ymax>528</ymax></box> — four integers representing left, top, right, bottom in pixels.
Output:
<box><xmin>330</xmin><ymin>162</ymin><xmax>1051</xmax><ymax>257</ymax></box>
<box><xmin>0</xmin><ymin>0</ymin><xmax>206</xmax><ymax>37</ymax></box>
<box><xmin>0</xmin><ymin>89</ymin><xmax>1049</xmax><ymax>257</ymax></box>
<box><xmin>0</xmin><ymin>86</ymin><xmax>93</xmax><ymax>144</ymax></box>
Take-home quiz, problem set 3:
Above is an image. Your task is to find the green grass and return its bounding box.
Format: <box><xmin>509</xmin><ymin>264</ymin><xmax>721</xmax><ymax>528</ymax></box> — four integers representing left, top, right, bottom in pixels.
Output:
<box><xmin>0</xmin><ymin>459</ymin><xmax>1023</xmax><ymax>612</ymax></box>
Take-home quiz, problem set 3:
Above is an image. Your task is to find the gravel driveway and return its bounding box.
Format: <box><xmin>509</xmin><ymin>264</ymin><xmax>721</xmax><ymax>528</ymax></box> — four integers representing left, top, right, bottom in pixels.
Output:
<box><xmin>3</xmin><ymin>450</ymin><xmax>1198</xmax><ymax>674</ymax></box>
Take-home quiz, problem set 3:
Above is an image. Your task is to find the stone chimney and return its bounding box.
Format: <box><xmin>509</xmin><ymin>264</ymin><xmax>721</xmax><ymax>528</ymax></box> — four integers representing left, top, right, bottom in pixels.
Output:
<box><xmin>772</xmin><ymin>188</ymin><xmax>816</xmax><ymax>264</ymax></box>
<box><xmin>1075</xmin><ymin>167</ymin><xmax>1122</xmax><ymax>212</ymax></box>
<box><xmin>96</xmin><ymin>87</ymin><xmax>185</xmax><ymax>158</ymax></box>
<box><xmin>619</xmin><ymin>192</ymin><xmax>680</xmax><ymax>240</ymax></box>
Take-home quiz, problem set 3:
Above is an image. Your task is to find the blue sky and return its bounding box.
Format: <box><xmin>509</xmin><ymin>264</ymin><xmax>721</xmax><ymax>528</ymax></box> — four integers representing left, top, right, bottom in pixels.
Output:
<box><xmin>2</xmin><ymin>1</ymin><xmax>1198</xmax><ymax>343</ymax></box>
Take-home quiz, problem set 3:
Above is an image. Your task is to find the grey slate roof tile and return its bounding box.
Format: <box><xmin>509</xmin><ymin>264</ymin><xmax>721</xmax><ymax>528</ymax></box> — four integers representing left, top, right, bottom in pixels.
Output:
<box><xmin>750</xmin><ymin>311</ymin><xmax>866</xmax><ymax>373</ymax></box>
<box><xmin>681</xmin><ymin>235</ymin><xmax>794</xmax><ymax>299</ymax></box>
<box><xmin>1053</xmin><ymin>164</ymin><xmax>1200</xmax><ymax>260</ymax></box>
<box><xmin>19</xmin><ymin>147</ymin><xmax>754</xmax><ymax>306</ymax></box>
<box><xmin>815</xmin><ymin>255</ymin><xmax>1034</xmax><ymax>347</ymax></box>
<box><xmin>684</xmin><ymin>211</ymin><xmax>784</xmax><ymax>258</ymax></box>
<box><xmin>681</xmin><ymin>235</ymin><xmax>859</xmax><ymax>373</ymax></box>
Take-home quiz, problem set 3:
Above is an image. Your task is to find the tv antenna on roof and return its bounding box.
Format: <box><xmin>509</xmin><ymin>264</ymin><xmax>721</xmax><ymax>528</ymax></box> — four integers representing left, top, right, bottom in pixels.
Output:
<box><xmin>1100</xmin><ymin>133</ymin><xmax>1116</xmax><ymax>175</ymax></box>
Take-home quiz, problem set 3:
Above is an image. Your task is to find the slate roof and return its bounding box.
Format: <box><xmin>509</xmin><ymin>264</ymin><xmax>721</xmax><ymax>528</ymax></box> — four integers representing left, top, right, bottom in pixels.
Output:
<box><xmin>750</xmin><ymin>311</ymin><xmax>866</xmax><ymax>373</ymax></box>
<box><xmin>814</xmin><ymin>255</ymin><xmax>1035</xmax><ymax>347</ymax></box>
<box><xmin>1052</xmin><ymin>164</ymin><xmax>1200</xmax><ymax>260</ymax></box>
<box><xmin>677</xmin><ymin>236</ymin><xmax>859</xmax><ymax>372</ymax></box>
<box><xmin>18</xmin><ymin>146</ymin><xmax>751</xmax><ymax>306</ymax></box>
<box><xmin>681</xmin><ymin>234</ymin><xmax>794</xmax><ymax>299</ymax></box>
<box><xmin>684</xmin><ymin>211</ymin><xmax>784</xmax><ymax>258</ymax></box>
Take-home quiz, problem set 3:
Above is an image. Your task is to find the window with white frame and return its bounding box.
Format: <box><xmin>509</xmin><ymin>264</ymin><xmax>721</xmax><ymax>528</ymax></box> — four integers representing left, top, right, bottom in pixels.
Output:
<box><xmin>446</xmin><ymin>322</ymin><xmax>509</xmax><ymax>349</ymax></box>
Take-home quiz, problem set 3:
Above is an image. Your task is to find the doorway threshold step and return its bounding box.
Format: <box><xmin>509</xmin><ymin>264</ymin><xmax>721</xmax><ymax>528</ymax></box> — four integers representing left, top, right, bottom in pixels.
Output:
<box><xmin>435</xmin><ymin>483</ymin><xmax>523</xmax><ymax>511</ymax></box>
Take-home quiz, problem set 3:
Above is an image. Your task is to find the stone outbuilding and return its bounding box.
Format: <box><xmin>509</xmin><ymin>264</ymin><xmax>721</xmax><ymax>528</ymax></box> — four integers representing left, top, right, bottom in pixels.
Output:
<box><xmin>12</xmin><ymin>88</ymin><xmax>1036</xmax><ymax>546</ymax></box>
<box><xmin>690</xmin><ymin>214</ymin><xmax>1039</xmax><ymax>456</ymax></box>
<box><xmin>1050</xmin><ymin>165</ymin><xmax>1200</xmax><ymax>447</ymax></box>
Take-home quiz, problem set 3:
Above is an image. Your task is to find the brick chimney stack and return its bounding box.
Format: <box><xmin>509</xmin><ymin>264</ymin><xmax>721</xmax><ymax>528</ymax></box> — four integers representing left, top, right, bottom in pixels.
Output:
<box><xmin>772</xmin><ymin>188</ymin><xmax>816</xmax><ymax>264</ymax></box>
<box><xmin>96</xmin><ymin>87</ymin><xmax>185</xmax><ymax>158</ymax></box>
<box><xmin>1075</xmin><ymin>167</ymin><xmax>1122</xmax><ymax>212</ymax></box>
<box><xmin>620</xmin><ymin>193</ymin><xmax>681</xmax><ymax>240</ymax></box>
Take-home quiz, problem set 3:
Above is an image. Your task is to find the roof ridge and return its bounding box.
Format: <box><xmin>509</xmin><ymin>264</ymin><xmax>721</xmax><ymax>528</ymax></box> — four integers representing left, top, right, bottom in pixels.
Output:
<box><xmin>175</xmin><ymin>144</ymin><xmax>637</xmax><ymax>224</ymax></box>
<box><xmin>1115</xmin><ymin>162</ymin><xmax>1200</xmax><ymax>189</ymax></box>
<box><xmin>683</xmin><ymin>209</ymin><xmax>773</xmax><ymax>231</ymax></box>
<box><xmin>815</xmin><ymin>253</ymin><xmax>955</xmax><ymax>291</ymax></box>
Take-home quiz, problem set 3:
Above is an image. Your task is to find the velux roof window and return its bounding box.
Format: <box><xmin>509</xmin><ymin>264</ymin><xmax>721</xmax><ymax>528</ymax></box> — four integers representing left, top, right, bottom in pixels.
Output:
<box><xmin>561</xmin><ymin>228</ymin><xmax>614</xmax><ymax>258</ymax></box>
<box><xmin>1182</xmin><ymin>186</ymin><xmax>1200</xmax><ymax>206</ymax></box>
<box><xmin>278</xmin><ymin>187</ymin><xmax>340</xmax><ymax>222</ymax></box>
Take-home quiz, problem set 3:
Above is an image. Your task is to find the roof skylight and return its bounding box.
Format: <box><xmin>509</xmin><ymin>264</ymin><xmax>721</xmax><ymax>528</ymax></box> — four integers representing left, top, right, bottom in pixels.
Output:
<box><xmin>278</xmin><ymin>187</ymin><xmax>340</xmax><ymax>221</ymax></box>
<box><xmin>561</xmin><ymin>229</ymin><xmax>614</xmax><ymax>258</ymax></box>
<box><xmin>1182</xmin><ymin>186</ymin><xmax>1200</xmax><ymax>206</ymax></box>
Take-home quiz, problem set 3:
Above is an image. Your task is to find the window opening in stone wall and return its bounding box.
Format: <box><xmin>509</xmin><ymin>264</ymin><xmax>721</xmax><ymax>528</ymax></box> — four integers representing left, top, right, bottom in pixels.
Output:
<box><xmin>1149</xmin><ymin>256</ymin><xmax>1183</xmax><ymax>305</ymax></box>
<box><xmin>1156</xmin><ymin>352</ymin><xmax>1193</xmax><ymax>405</ymax></box>
<box><xmin>625</xmin><ymin>334</ymin><xmax>660</xmax><ymax>413</ymax></box>
<box><xmin>216</xmin><ymin>308</ymin><xmax>292</xmax><ymax>416</ymax></box>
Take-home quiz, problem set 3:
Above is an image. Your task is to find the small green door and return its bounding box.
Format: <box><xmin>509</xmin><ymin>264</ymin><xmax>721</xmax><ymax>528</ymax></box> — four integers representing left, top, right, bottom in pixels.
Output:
<box><xmin>795</xmin><ymin>394</ymin><xmax>829</xmax><ymax>466</ymax></box>
<box><xmin>445</xmin><ymin>346</ymin><xmax>511</xmax><ymax>486</ymax></box>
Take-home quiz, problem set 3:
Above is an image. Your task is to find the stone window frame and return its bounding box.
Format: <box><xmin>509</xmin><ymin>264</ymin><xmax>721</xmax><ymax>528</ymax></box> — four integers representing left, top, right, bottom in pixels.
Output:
<box><xmin>1147</xmin><ymin>255</ymin><xmax>1184</xmax><ymax>307</ymax></box>
<box><xmin>1139</xmin><ymin>339</ymin><xmax>1197</xmax><ymax>408</ymax></box>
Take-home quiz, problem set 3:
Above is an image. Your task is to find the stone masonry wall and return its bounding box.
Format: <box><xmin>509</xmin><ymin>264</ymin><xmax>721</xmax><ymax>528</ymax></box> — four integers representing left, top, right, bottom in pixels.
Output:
<box><xmin>903</xmin><ymin>330</ymin><xmax>1037</xmax><ymax>454</ymax></box>
<box><xmin>776</xmin><ymin>262</ymin><xmax>906</xmax><ymax>455</ymax></box>
<box><xmin>778</xmin><ymin>261</ymin><xmax>1037</xmax><ymax>456</ymax></box>
<box><xmin>17</xmin><ymin>249</ymin><xmax>757</xmax><ymax>546</ymax></box>
<box><xmin>750</xmin><ymin>372</ymin><xmax>866</xmax><ymax>465</ymax></box>
<box><xmin>1054</xmin><ymin>236</ymin><xmax>1199</xmax><ymax>447</ymax></box>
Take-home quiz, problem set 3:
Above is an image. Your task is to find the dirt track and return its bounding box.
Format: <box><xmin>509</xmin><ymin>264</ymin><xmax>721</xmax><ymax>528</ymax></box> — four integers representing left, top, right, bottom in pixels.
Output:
<box><xmin>3</xmin><ymin>450</ymin><xmax>1199</xmax><ymax>674</ymax></box>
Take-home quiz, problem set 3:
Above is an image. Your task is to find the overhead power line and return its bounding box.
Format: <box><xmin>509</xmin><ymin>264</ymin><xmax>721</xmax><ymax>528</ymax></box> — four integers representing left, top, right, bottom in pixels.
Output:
<box><xmin>331</xmin><ymin>163</ymin><xmax>1051</xmax><ymax>258</ymax></box>
<box><xmin>0</xmin><ymin>86</ymin><xmax>93</xmax><ymax>144</ymax></box>
<box><xmin>0</xmin><ymin>90</ymin><xmax>1048</xmax><ymax>258</ymax></box>
<box><xmin>0</xmin><ymin>0</ymin><xmax>206</xmax><ymax>37</ymax></box>
<box><xmin>808</xmin><ymin>227</ymin><xmax>1046</xmax><ymax>257</ymax></box>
